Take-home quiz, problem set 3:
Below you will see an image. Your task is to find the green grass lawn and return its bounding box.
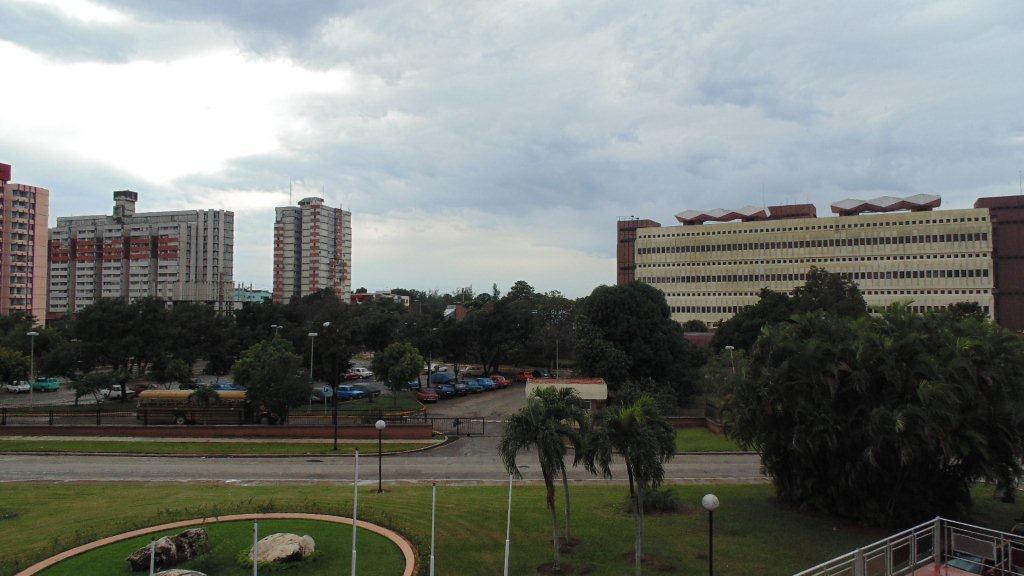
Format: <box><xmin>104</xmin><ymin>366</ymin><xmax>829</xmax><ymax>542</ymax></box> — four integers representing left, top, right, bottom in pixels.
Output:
<box><xmin>38</xmin><ymin>519</ymin><xmax>404</xmax><ymax>576</ymax></box>
<box><xmin>293</xmin><ymin>390</ymin><xmax>423</xmax><ymax>414</ymax></box>
<box><xmin>0</xmin><ymin>439</ymin><xmax>438</xmax><ymax>456</ymax></box>
<box><xmin>675</xmin><ymin>427</ymin><xmax>743</xmax><ymax>452</ymax></box>
<box><xmin>1</xmin><ymin>483</ymin><xmax>1020</xmax><ymax>576</ymax></box>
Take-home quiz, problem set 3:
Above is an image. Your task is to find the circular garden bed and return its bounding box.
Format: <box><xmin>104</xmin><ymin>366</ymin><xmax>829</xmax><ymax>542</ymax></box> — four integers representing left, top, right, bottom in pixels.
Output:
<box><xmin>23</xmin><ymin>515</ymin><xmax>413</xmax><ymax>576</ymax></box>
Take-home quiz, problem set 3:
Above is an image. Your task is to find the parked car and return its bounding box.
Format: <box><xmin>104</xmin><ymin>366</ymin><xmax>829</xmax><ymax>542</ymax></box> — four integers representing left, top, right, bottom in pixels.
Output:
<box><xmin>406</xmin><ymin>379</ymin><xmax>421</xmax><ymax>391</ymax></box>
<box><xmin>416</xmin><ymin>388</ymin><xmax>439</xmax><ymax>403</ymax></box>
<box><xmin>429</xmin><ymin>372</ymin><xmax>456</xmax><ymax>386</ymax></box>
<box><xmin>492</xmin><ymin>375</ymin><xmax>510</xmax><ymax>389</ymax></box>
<box><xmin>345</xmin><ymin>367</ymin><xmax>374</xmax><ymax>380</ymax></box>
<box><xmin>336</xmin><ymin>385</ymin><xmax>367</xmax><ymax>401</ymax></box>
<box><xmin>352</xmin><ymin>384</ymin><xmax>380</xmax><ymax>398</ymax></box>
<box><xmin>478</xmin><ymin>377</ymin><xmax>497</xmax><ymax>391</ymax></box>
<box><xmin>531</xmin><ymin>369</ymin><xmax>553</xmax><ymax>379</ymax></box>
<box><xmin>423</xmin><ymin>362</ymin><xmax>448</xmax><ymax>374</ymax></box>
<box><xmin>452</xmin><ymin>381</ymin><xmax>469</xmax><ymax>396</ymax></box>
<box><xmin>101</xmin><ymin>386</ymin><xmax>136</xmax><ymax>400</ymax></box>
<box><xmin>2</xmin><ymin>381</ymin><xmax>30</xmax><ymax>394</ymax></box>
<box><xmin>435</xmin><ymin>383</ymin><xmax>456</xmax><ymax>399</ymax></box>
<box><xmin>212</xmin><ymin>382</ymin><xmax>245</xmax><ymax>392</ymax></box>
<box><xmin>32</xmin><ymin>378</ymin><xmax>61</xmax><ymax>392</ymax></box>
<box><xmin>463</xmin><ymin>365</ymin><xmax>485</xmax><ymax>377</ymax></box>
<box><xmin>466</xmin><ymin>379</ymin><xmax>485</xmax><ymax>394</ymax></box>
<box><xmin>178</xmin><ymin>379</ymin><xmax>202</xmax><ymax>390</ymax></box>
<box><xmin>512</xmin><ymin>371</ymin><xmax>533</xmax><ymax>384</ymax></box>
<box><xmin>310</xmin><ymin>386</ymin><xmax>333</xmax><ymax>402</ymax></box>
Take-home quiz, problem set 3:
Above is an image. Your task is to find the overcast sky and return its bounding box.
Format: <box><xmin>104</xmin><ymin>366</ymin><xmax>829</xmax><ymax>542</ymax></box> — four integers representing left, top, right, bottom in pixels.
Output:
<box><xmin>1</xmin><ymin>1</ymin><xmax>1022</xmax><ymax>297</ymax></box>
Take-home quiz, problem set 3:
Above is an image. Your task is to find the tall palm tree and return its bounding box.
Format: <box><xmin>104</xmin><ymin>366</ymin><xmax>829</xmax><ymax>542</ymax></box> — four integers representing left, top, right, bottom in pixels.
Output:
<box><xmin>530</xmin><ymin>386</ymin><xmax>587</xmax><ymax>542</ymax></box>
<box><xmin>499</xmin><ymin>390</ymin><xmax>580</xmax><ymax>573</ymax></box>
<box><xmin>583</xmin><ymin>395</ymin><xmax>675</xmax><ymax>576</ymax></box>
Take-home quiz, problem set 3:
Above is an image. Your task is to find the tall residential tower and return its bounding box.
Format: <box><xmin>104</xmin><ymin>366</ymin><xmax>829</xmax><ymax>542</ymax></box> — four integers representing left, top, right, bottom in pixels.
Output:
<box><xmin>273</xmin><ymin>197</ymin><xmax>351</xmax><ymax>303</ymax></box>
<box><xmin>0</xmin><ymin>162</ymin><xmax>49</xmax><ymax>324</ymax></box>
<box><xmin>48</xmin><ymin>191</ymin><xmax>233</xmax><ymax>317</ymax></box>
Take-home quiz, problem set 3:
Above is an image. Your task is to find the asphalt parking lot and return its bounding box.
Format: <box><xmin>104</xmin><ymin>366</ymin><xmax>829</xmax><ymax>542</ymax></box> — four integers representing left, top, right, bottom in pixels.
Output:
<box><xmin>424</xmin><ymin>384</ymin><xmax>526</xmax><ymax>420</ymax></box>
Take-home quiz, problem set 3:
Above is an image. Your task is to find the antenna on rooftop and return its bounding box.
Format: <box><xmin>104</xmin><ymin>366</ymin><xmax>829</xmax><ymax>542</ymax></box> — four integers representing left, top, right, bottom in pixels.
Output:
<box><xmin>289</xmin><ymin>181</ymin><xmax>293</xmax><ymax>205</ymax></box>
<box><xmin>1019</xmin><ymin>170</ymin><xmax>1023</xmax><ymax>196</ymax></box>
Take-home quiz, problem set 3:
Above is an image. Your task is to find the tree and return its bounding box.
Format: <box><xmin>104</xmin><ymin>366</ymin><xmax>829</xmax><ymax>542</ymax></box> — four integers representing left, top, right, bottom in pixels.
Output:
<box><xmin>371</xmin><ymin>342</ymin><xmax>423</xmax><ymax>406</ymax></box>
<box><xmin>531</xmin><ymin>387</ymin><xmax>587</xmax><ymax>543</ymax></box>
<box><xmin>0</xmin><ymin>347</ymin><xmax>30</xmax><ymax>383</ymax></box>
<box><xmin>499</xmin><ymin>391</ymin><xmax>579</xmax><ymax>573</ymax></box>
<box><xmin>188</xmin><ymin>386</ymin><xmax>220</xmax><ymax>425</ymax></box>
<box><xmin>583</xmin><ymin>395</ymin><xmax>675</xmax><ymax>575</ymax></box>
<box><xmin>233</xmin><ymin>339</ymin><xmax>308</xmax><ymax>422</ymax></box>
<box><xmin>574</xmin><ymin>282</ymin><xmax>704</xmax><ymax>404</ymax></box>
<box><xmin>712</xmin><ymin>267</ymin><xmax>866</xmax><ymax>351</ymax></box>
<box><xmin>680</xmin><ymin>319</ymin><xmax>708</xmax><ymax>333</ymax></box>
<box><xmin>150</xmin><ymin>357</ymin><xmax>193</xmax><ymax>389</ymax></box>
<box><xmin>72</xmin><ymin>371</ymin><xmax>117</xmax><ymax>406</ymax></box>
<box><xmin>725</xmin><ymin>306</ymin><xmax>1024</xmax><ymax>525</ymax></box>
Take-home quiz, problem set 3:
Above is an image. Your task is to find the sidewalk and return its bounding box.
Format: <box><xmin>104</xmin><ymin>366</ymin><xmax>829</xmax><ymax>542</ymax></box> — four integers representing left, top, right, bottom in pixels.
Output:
<box><xmin>0</xmin><ymin>435</ymin><xmax>439</xmax><ymax>444</ymax></box>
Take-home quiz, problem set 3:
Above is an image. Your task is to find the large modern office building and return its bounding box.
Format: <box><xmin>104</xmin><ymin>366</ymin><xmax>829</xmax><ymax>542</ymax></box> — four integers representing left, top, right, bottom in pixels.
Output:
<box><xmin>48</xmin><ymin>191</ymin><xmax>234</xmax><ymax>317</ymax></box>
<box><xmin>617</xmin><ymin>194</ymin><xmax>1024</xmax><ymax>331</ymax></box>
<box><xmin>272</xmin><ymin>197</ymin><xmax>352</xmax><ymax>303</ymax></box>
<box><xmin>0</xmin><ymin>162</ymin><xmax>50</xmax><ymax>324</ymax></box>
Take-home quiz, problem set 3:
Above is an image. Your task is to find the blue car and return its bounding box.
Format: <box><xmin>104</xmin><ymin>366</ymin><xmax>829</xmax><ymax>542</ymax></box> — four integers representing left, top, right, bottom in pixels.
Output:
<box><xmin>436</xmin><ymin>383</ymin><xmax>456</xmax><ymax>399</ymax></box>
<box><xmin>212</xmin><ymin>381</ymin><xmax>245</xmax><ymax>392</ymax></box>
<box><xmin>406</xmin><ymin>379</ymin><xmax>421</xmax><ymax>391</ymax></box>
<box><xmin>336</xmin><ymin>385</ymin><xmax>367</xmax><ymax>401</ymax></box>
<box><xmin>478</xmin><ymin>377</ymin><xmax>497</xmax><ymax>391</ymax></box>
<box><xmin>466</xmin><ymin>379</ymin><xmax>485</xmax><ymax>394</ymax></box>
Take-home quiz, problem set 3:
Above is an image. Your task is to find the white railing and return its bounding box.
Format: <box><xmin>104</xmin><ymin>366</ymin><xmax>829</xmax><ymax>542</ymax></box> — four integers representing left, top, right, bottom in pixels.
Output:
<box><xmin>794</xmin><ymin>517</ymin><xmax>1024</xmax><ymax>576</ymax></box>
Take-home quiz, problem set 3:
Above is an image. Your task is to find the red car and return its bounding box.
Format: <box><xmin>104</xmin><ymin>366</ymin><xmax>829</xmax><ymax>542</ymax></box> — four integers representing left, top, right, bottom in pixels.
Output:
<box><xmin>416</xmin><ymin>388</ymin><xmax>438</xmax><ymax>403</ymax></box>
<box><xmin>492</xmin><ymin>375</ymin><xmax>510</xmax><ymax>389</ymax></box>
<box><xmin>512</xmin><ymin>371</ymin><xmax>533</xmax><ymax>384</ymax></box>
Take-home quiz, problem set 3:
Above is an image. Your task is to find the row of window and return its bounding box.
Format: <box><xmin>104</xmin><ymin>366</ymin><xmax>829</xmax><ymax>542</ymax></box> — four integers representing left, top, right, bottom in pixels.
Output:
<box><xmin>638</xmin><ymin>252</ymin><xmax>989</xmax><ymax>270</ymax></box>
<box><xmin>641</xmin><ymin>268</ymin><xmax>990</xmax><ymax>285</ymax></box>
<box><xmin>643</xmin><ymin>215</ymin><xmax>988</xmax><ymax>239</ymax></box>
<box><xmin>665</xmin><ymin>288</ymin><xmax>991</xmax><ymax>298</ymax></box>
<box><xmin>639</xmin><ymin>232</ymin><xmax>989</xmax><ymax>256</ymax></box>
<box><xmin>672</xmin><ymin>302</ymin><xmax>991</xmax><ymax>316</ymax></box>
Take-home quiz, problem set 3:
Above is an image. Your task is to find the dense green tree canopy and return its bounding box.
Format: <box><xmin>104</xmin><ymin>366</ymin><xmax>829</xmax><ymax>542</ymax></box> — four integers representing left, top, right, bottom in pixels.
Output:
<box><xmin>725</xmin><ymin>306</ymin><xmax>1024</xmax><ymax>525</ymax></box>
<box><xmin>233</xmin><ymin>338</ymin><xmax>308</xmax><ymax>421</ymax></box>
<box><xmin>574</xmin><ymin>282</ymin><xmax>704</xmax><ymax>403</ymax></box>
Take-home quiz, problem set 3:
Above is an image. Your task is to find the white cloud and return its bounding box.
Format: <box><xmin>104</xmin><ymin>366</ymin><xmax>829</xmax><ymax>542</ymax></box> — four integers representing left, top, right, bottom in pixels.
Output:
<box><xmin>0</xmin><ymin>41</ymin><xmax>357</xmax><ymax>183</ymax></box>
<box><xmin>13</xmin><ymin>0</ymin><xmax>125</xmax><ymax>23</ymax></box>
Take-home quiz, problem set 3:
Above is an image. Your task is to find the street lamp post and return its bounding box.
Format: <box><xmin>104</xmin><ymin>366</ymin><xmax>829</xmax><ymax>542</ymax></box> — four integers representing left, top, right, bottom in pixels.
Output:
<box><xmin>724</xmin><ymin>345</ymin><xmax>736</xmax><ymax>373</ymax></box>
<box><xmin>270</xmin><ymin>324</ymin><xmax>283</xmax><ymax>338</ymax></box>
<box><xmin>322</xmin><ymin>321</ymin><xmax>339</xmax><ymax>451</ymax></box>
<box><xmin>375</xmin><ymin>419</ymin><xmax>387</xmax><ymax>493</ymax></box>
<box><xmin>307</xmin><ymin>332</ymin><xmax>318</xmax><ymax>412</ymax></box>
<box><xmin>702</xmin><ymin>493</ymin><xmax>720</xmax><ymax>576</ymax></box>
<box><xmin>26</xmin><ymin>331</ymin><xmax>38</xmax><ymax>403</ymax></box>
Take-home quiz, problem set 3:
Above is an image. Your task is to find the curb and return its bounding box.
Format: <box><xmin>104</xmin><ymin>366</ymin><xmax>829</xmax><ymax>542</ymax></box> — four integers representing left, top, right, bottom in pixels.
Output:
<box><xmin>0</xmin><ymin>436</ymin><xmax>454</xmax><ymax>459</ymax></box>
<box><xmin>674</xmin><ymin>450</ymin><xmax>757</xmax><ymax>456</ymax></box>
<box><xmin>14</xmin><ymin>512</ymin><xmax>417</xmax><ymax>576</ymax></box>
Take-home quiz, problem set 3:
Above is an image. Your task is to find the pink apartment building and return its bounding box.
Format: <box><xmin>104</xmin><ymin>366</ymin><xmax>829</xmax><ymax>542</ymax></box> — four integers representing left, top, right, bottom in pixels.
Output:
<box><xmin>0</xmin><ymin>162</ymin><xmax>49</xmax><ymax>325</ymax></box>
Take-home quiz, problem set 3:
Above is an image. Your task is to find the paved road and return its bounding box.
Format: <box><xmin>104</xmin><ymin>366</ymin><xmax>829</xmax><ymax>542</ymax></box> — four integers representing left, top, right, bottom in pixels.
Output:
<box><xmin>0</xmin><ymin>436</ymin><xmax>764</xmax><ymax>485</ymax></box>
<box><xmin>424</xmin><ymin>385</ymin><xmax>526</xmax><ymax>420</ymax></box>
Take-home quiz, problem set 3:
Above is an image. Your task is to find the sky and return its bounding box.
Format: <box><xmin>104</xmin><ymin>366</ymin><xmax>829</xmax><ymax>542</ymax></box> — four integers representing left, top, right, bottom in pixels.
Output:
<box><xmin>1</xmin><ymin>0</ymin><xmax>1022</xmax><ymax>298</ymax></box>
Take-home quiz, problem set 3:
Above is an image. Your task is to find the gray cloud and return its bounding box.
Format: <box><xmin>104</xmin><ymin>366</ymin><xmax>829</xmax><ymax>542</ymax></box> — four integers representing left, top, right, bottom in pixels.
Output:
<box><xmin>3</xmin><ymin>0</ymin><xmax>1023</xmax><ymax>296</ymax></box>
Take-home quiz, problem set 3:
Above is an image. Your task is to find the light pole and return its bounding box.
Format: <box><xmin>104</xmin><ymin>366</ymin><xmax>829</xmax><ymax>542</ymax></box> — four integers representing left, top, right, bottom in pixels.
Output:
<box><xmin>270</xmin><ymin>324</ymin><xmax>283</xmax><ymax>338</ymax></box>
<box><xmin>307</xmin><ymin>332</ymin><xmax>318</xmax><ymax>412</ymax></box>
<box><xmin>702</xmin><ymin>493</ymin><xmax>720</xmax><ymax>576</ymax></box>
<box><xmin>724</xmin><ymin>345</ymin><xmax>736</xmax><ymax>373</ymax></box>
<box><xmin>375</xmin><ymin>419</ymin><xmax>387</xmax><ymax>493</ymax></box>
<box><xmin>26</xmin><ymin>331</ymin><xmax>38</xmax><ymax>402</ymax></box>
<box><xmin>323</xmin><ymin>321</ymin><xmax>339</xmax><ymax>451</ymax></box>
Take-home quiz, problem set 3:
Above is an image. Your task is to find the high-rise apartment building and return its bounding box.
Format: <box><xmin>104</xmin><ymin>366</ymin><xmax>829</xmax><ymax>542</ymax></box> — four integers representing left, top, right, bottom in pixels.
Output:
<box><xmin>618</xmin><ymin>194</ymin><xmax>1024</xmax><ymax>332</ymax></box>
<box><xmin>0</xmin><ymin>162</ymin><xmax>49</xmax><ymax>324</ymax></box>
<box><xmin>273</xmin><ymin>197</ymin><xmax>351</xmax><ymax>303</ymax></box>
<box><xmin>48</xmin><ymin>191</ymin><xmax>233</xmax><ymax>317</ymax></box>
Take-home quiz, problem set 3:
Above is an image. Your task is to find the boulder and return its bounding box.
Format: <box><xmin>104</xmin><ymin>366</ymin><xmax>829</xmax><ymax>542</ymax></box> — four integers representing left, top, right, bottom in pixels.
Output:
<box><xmin>155</xmin><ymin>571</ymin><xmax>207</xmax><ymax>576</ymax></box>
<box><xmin>250</xmin><ymin>533</ymin><xmax>316</xmax><ymax>564</ymax></box>
<box><xmin>127</xmin><ymin>528</ymin><xmax>210</xmax><ymax>572</ymax></box>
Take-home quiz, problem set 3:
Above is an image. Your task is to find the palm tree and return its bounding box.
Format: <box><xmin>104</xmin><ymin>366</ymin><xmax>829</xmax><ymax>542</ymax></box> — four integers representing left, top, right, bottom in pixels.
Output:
<box><xmin>499</xmin><ymin>389</ymin><xmax>580</xmax><ymax>573</ymax></box>
<box><xmin>530</xmin><ymin>386</ymin><xmax>587</xmax><ymax>543</ymax></box>
<box><xmin>583</xmin><ymin>395</ymin><xmax>675</xmax><ymax>576</ymax></box>
<box><xmin>189</xmin><ymin>386</ymin><xmax>220</xmax><ymax>425</ymax></box>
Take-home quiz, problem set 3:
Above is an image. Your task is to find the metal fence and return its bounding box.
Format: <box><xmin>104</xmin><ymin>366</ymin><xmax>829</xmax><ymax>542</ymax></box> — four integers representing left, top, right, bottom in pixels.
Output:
<box><xmin>793</xmin><ymin>517</ymin><xmax>1024</xmax><ymax>576</ymax></box>
<box><xmin>0</xmin><ymin>406</ymin><xmax>487</xmax><ymax>436</ymax></box>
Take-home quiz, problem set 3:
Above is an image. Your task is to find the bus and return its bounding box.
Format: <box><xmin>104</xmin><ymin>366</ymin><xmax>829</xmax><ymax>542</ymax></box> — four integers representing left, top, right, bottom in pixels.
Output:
<box><xmin>136</xmin><ymin>389</ymin><xmax>277</xmax><ymax>425</ymax></box>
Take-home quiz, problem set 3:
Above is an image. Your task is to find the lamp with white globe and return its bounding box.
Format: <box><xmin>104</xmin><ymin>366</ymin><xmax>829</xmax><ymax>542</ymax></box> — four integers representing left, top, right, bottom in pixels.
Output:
<box><xmin>375</xmin><ymin>419</ymin><xmax>387</xmax><ymax>493</ymax></box>
<box><xmin>702</xmin><ymin>493</ymin><xmax>719</xmax><ymax>576</ymax></box>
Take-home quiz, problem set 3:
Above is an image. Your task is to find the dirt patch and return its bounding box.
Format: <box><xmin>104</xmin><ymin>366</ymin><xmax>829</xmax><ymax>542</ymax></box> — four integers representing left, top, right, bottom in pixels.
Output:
<box><xmin>620</xmin><ymin>551</ymin><xmax>676</xmax><ymax>573</ymax></box>
<box><xmin>559</xmin><ymin>536</ymin><xmax>581</xmax><ymax>552</ymax></box>
<box><xmin>537</xmin><ymin>561</ymin><xmax>575</xmax><ymax>574</ymax></box>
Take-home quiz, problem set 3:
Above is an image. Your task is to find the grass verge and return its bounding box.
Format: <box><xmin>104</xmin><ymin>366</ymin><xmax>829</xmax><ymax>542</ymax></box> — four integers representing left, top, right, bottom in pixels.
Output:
<box><xmin>0</xmin><ymin>439</ymin><xmax>439</xmax><ymax>456</ymax></box>
<box><xmin>675</xmin><ymin>427</ymin><xmax>743</xmax><ymax>452</ymax></box>
<box><xmin>1</xmin><ymin>483</ymin><xmax>1020</xmax><ymax>576</ymax></box>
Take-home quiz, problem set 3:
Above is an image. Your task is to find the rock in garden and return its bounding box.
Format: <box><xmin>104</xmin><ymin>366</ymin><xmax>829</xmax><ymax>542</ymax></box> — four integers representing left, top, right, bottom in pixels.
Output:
<box><xmin>251</xmin><ymin>533</ymin><xmax>316</xmax><ymax>564</ymax></box>
<box><xmin>127</xmin><ymin>528</ymin><xmax>211</xmax><ymax>572</ymax></box>
<box><xmin>155</xmin><ymin>571</ymin><xmax>207</xmax><ymax>576</ymax></box>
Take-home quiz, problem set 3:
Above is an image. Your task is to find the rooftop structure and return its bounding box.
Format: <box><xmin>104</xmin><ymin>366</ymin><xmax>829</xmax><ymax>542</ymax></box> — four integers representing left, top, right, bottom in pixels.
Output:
<box><xmin>525</xmin><ymin>378</ymin><xmax>608</xmax><ymax>410</ymax></box>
